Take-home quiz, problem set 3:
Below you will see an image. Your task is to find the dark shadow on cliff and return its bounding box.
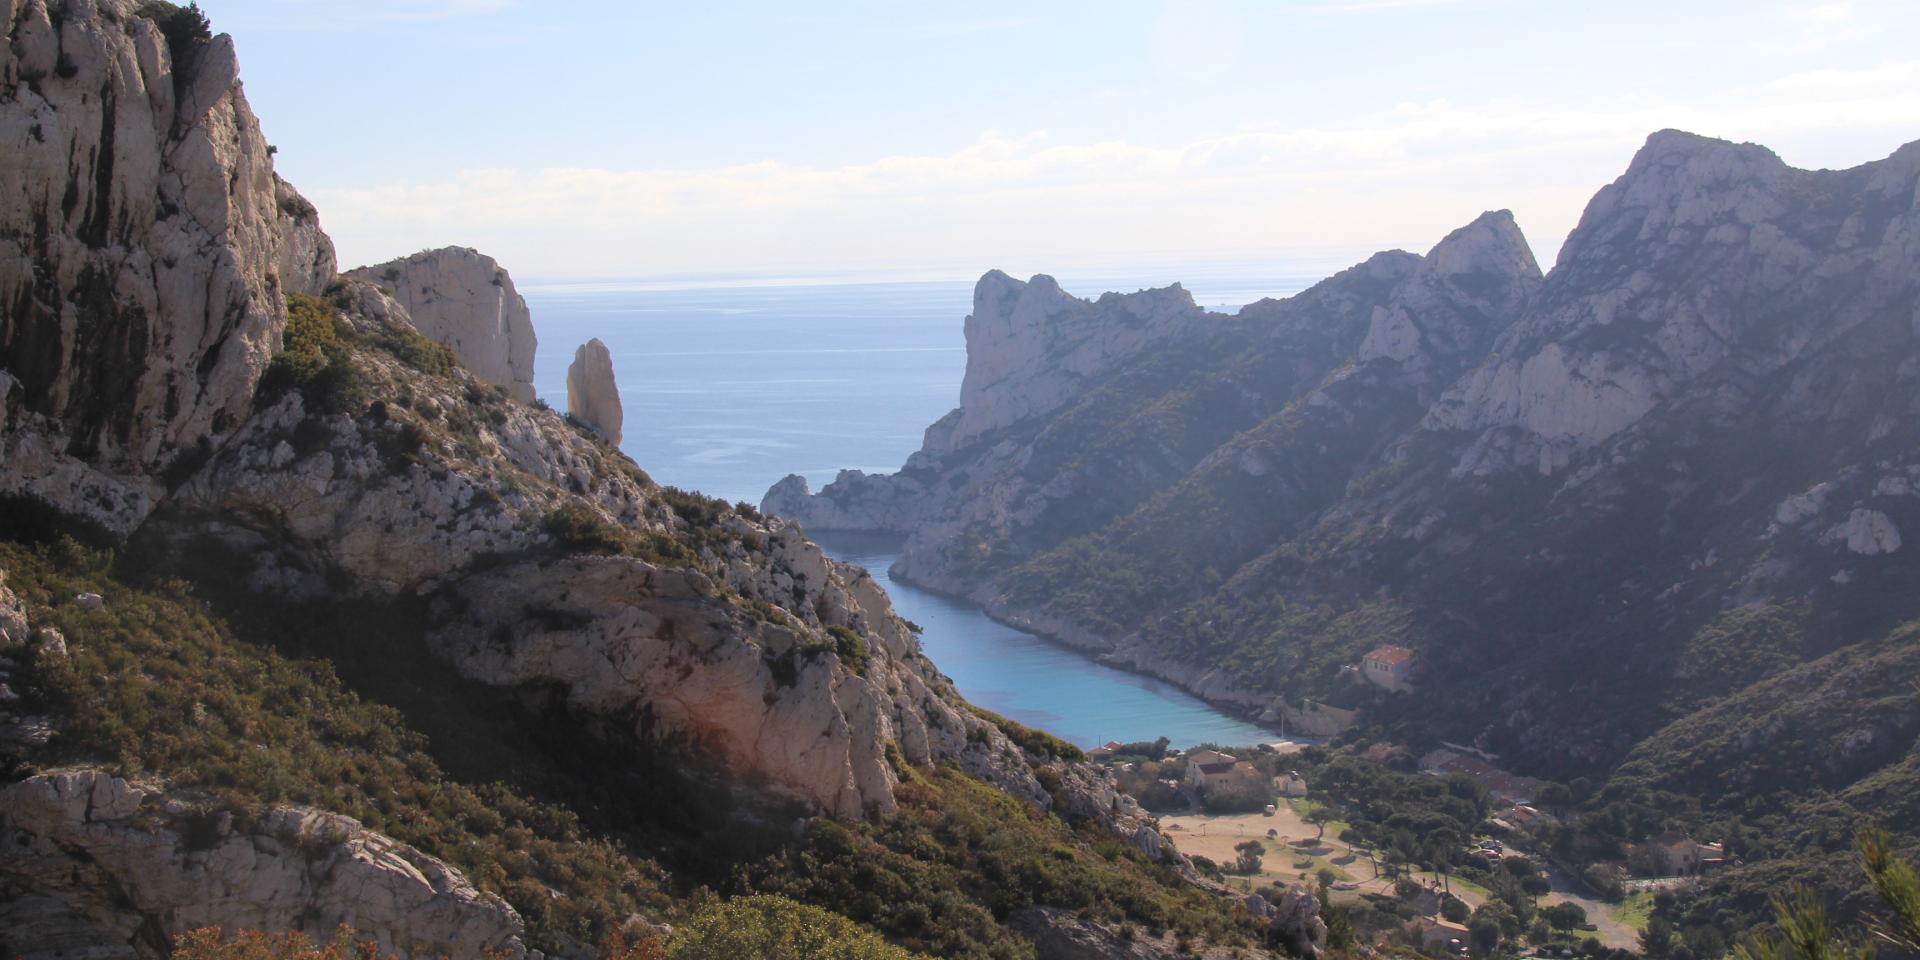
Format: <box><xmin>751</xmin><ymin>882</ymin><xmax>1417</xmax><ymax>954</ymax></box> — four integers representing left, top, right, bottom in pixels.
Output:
<box><xmin>116</xmin><ymin>514</ymin><xmax>802</xmax><ymax>887</ymax></box>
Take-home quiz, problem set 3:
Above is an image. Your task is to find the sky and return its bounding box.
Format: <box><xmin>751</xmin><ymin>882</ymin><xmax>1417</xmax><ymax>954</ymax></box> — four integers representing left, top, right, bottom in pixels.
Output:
<box><xmin>202</xmin><ymin>0</ymin><xmax>1920</xmax><ymax>283</ymax></box>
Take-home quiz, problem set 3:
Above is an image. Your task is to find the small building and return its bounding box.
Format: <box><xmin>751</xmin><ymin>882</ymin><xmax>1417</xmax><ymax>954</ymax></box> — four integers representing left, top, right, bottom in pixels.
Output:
<box><xmin>1086</xmin><ymin>740</ymin><xmax>1126</xmax><ymax>760</ymax></box>
<box><xmin>1185</xmin><ymin>749</ymin><xmax>1267</xmax><ymax>795</ymax></box>
<box><xmin>1360</xmin><ymin>645</ymin><xmax>1418</xmax><ymax>693</ymax></box>
<box><xmin>1640</xmin><ymin>832</ymin><xmax>1727</xmax><ymax>875</ymax></box>
<box><xmin>1274</xmin><ymin>772</ymin><xmax>1309</xmax><ymax>798</ymax></box>
<box><xmin>1503</xmin><ymin>803</ymin><xmax>1557</xmax><ymax>834</ymax></box>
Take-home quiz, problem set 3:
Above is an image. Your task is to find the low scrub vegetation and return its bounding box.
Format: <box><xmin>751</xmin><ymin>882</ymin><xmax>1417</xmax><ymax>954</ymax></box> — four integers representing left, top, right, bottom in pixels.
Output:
<box><xmin>967</xmin><ymin>705</ymin><xmax>1084</xmax><ymax>762</ymax></box>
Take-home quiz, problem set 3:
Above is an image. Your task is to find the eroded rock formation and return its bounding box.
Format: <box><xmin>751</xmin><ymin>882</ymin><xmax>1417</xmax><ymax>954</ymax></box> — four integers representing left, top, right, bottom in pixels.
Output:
<box><xmin>347</xmin><ymin>247</ymin><xmax>538</xmax><ymax>402</ymax></box>
<box><xmin>566</xmin><ymin>337</ymin><xmax>623</xmax><ymax>445</ymax></box>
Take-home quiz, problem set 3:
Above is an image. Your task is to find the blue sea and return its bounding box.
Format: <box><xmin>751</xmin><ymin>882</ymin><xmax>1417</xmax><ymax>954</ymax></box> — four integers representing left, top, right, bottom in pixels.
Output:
<box><xmin>523</xmin><ymin>271</ymin><xmax>1318</xmax><ymax>749</ymax></box>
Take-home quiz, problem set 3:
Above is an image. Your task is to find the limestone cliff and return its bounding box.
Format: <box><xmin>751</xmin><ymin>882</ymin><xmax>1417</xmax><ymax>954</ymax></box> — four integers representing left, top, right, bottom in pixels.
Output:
<box><xmin>566</xmin><ymin>337</ymin><xmax>622</xmax><ymax>446</ymax></box>
<box><xmin>0</xmin><ymin>0</ymin><xmax>335</xmax><ymax>535</ymax></box>
<box><xmin>347</xmin><ymin>247</ymin><xmax>538</xmax><ymax>402</ymax></box>
<box><xmin>928</xmin><ymin>271</ymin><xmax>1207</xmax><ymax>454</ymax></box>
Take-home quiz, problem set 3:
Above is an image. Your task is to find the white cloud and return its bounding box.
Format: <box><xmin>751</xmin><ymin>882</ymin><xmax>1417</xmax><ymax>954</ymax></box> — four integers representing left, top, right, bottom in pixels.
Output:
<box><xmin>307</xmin><ymin>60</ymin><xmax>1920</xmax><ymax>279</ymax></box>
<box><xmin>1786</xmin><ymin>2</ymin><xmax>1855</xmax><ymax>23</ymax></box>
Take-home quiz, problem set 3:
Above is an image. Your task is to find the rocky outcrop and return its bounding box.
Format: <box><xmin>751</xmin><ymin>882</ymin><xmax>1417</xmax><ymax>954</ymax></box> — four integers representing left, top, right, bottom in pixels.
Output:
<box><xmin>928</xmin><ymin>272</ymin><xmax>1208</xmax><ymax>454</ymax></box>
<box><xmin>1009</xmin><ymin>907</ymin><xmax>1184</xmax><ymax>959</ymax></box>
<box><xmin>566</xmin><ymin>337</ymin><xmax>623</xmax><ymax>446</ymax></box>
<box><xmin>1249</xmin><ymin>885</ymin><xmax>1330</xmax><ymax>960</ymax></box>
<box><xmin>427</xmin><ymin>544</ymin><xmax>1017</xmax><ymax>819</ymax></box>
<box><xmin>0</xmin><ymin>771</ymin><xmax>524</xmax><ymax>960</ymax></box>
<box><xmin>347</xmin><ymin>247</ymin><xmax>537</xmax><ymax>402</ymax></box>
<box><xmin>0</xmin><ymin>0</ymin><xmax>335</xmax><ymax>534</ymax></box>
<box><xmin>761</xmin><ymin>469</ymin><xmax>931</xmax><ymax>533</ymax></box>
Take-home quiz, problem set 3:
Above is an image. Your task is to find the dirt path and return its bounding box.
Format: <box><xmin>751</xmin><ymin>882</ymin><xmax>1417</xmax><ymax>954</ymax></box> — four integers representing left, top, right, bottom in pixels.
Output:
<box><xmin>1540</xmin><ymin>860</ymin><xmax>1640</xmax><ymax>950</ymax></box>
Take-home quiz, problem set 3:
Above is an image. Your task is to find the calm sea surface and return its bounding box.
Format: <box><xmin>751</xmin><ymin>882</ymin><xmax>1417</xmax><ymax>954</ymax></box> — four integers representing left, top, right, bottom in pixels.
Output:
<box><xmin>523</xmin><ymin>272</ymin><xmax>1316</xmax><ymax>748</ymax></box>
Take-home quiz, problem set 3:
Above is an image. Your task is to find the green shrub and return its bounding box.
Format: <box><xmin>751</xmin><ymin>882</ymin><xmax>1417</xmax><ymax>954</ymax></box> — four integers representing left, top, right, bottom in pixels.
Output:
<box><xmin>826</xmin><ymin>625</ymin><xmax>870</xmax><ymax>676</ymax></box>
<box><xmin>138</xmin><ymin>2</ymin><xmax>211</xmax><ymax>68</ymax></box>
<box><xmin>1544</xmin><ymin>902</ymin><xmax>1588</xmax><ymax>930</ymax></box>
<box><xmin>665</xmin><ymin>895</ymin><xmax>930</xmax><ymax>960</ymax></box>
<box><xmin>753</xmin><ymin>766</ymin><xmax>1260</xmax><ymax>958</ymax></box>
<box><xmin>1</xmin><ymin>539</ymin><xmax>669</xmax><ymax>950</ymax></box>
<box><xmin>967</xmin><ymin>706</ymin><xmax>1085</xmax><ymax>761</ymax></box>
<box><xmin>260</xmin><ymin>294</ymin><xmax>362</xmax><ymax>414</ymax></box>
<box><xmin>374</xmin><ymin>326</ymin><xmax>455</xmax><ymax>377</ymax></box>
<box><xmin>544</xmin><ymin>502</ymin><xmax>632</xmax><ymax>556</ymax></box>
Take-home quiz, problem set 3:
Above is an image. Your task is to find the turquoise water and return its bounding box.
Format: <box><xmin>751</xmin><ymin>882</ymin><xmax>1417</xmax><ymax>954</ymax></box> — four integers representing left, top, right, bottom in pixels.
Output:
<box><xmin>522</xmin><ymin>274</ymin><xmax>1312</xmax><ymax>748</ymax></box>
<box><xmin>810</xmin><ymin>530</ymin><xmax>1280</xmax><ymax>750</ymax></box>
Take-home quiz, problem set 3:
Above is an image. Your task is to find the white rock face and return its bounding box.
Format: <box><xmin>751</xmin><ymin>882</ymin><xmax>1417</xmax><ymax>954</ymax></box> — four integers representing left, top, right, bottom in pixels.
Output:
<box><xmin>1826</xmin><ymin>509</ymin><xmax>1902</xmax><ymax>555</ymax></box>
<box><xmin>0</xmin><ymin>1</ymin><xmax>336</xmax><ymax>533</ymax></box>
<box><xmin>928</xmin><ymin>272</ymin><xmax>1207</xmax><ymax>453</ymax></box>
<box><xmin>566</xmin><ymin>337</ymin><xmax>623</xmax><ymax>446</ymax></box>
<box><xmin>1428</xmin><ymin>130</ymin><xmax>1920</xmax><ymax>475</ymax></box>
<box><xmin>0</xmin><ymin>771</ymin><xmax>525</xmax><ymax>959</ymax></box>
<box><xmin>426</xmin><ymin>536</ymin><xmax>1047</xmax><ymax>819</ymax></box>
<box><xmin>0</xmin><ymin>569</ymin><xmax>30</xmax><ymax>650</ymax></box>
<box><xmin>348</xmin><ymin>248</ymin><xmax>538</xmax><ymax>402</ymax></box>
<box><xmin>1776</xmin><ymin>483</ymin><xmax>1836</xmax><ymax>526</ymax></box>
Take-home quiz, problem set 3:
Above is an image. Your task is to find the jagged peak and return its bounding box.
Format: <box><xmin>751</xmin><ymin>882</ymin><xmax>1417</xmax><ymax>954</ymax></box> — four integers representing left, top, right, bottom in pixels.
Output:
<box><xmin>1424</xmin><ymin>209</ymin><xmax>1542</xmax><ymax>283</ymax></box>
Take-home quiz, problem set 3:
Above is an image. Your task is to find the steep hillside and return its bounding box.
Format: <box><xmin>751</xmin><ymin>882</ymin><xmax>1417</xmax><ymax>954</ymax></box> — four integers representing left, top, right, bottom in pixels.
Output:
<box><xmin>0</xmin><ymin>3</ymin><xmax>1280</xmax><ymax>957</ymax></box>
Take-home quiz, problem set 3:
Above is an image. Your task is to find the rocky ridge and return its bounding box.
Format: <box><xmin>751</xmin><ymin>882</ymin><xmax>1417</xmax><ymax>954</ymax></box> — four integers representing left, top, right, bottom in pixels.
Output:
<box><xmin>762</xmin><ymin>131</ymin><xmax>1920</xmax><ymax>783</ymax></box>
<box><xmin>767</xmin><ymin>208</ymin><xmax>1544</xmax><ymax>593</ymax></box>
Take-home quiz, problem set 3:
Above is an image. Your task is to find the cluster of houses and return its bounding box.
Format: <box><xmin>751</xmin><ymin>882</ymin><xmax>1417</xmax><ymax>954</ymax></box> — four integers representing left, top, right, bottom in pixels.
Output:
<box><xmin>1418</xmin><ymin>747</ymin><xmax>1549</xmax><ymax>806</ymax></box>
<box><xmin>1181</xmin><ymin>748</ymin><xmax>1311</xmax><ymax>798</ymax></box>
<box><xmin>1088</xmin><ymin>741</ymin><xmax>1311</xmax><ymax>809</ymax></box>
